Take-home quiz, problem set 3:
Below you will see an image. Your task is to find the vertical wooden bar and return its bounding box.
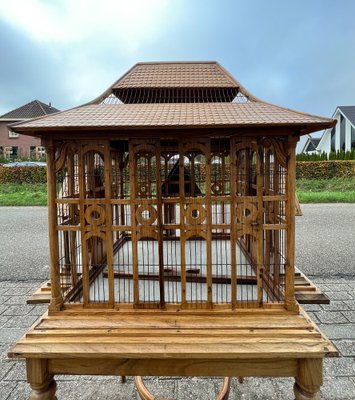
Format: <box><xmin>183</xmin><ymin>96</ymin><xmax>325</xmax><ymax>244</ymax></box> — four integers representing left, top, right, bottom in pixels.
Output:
<box><xmin>68</xmin><ymin>153</ymin><xmax>78</xmax><ymax>287</ymax></box>
<box><xmin>230</xmin><ymin>138</ymin><xmax>237</xmax><ymax>309</ymax></box>
<box><xmin>256</xmin><ymin>141</ymin><xmax>264</xmax><ymax>306</ymax></box>
<box><xmin>273</xmin><ymin>155</ymin><xmax>280</xmax><ymax>290</ymax></box>
<box><xmin>104</xmin><ymin>143</ymin><xmax>114</xmax><ymax>307</ymax></box>
<box><xmin>205</xmin><ymin>140</ymin><xmax>213</xmax><ymax>308</ymax></box>
<box><xmin>179</xmin><ymin>141</ymin><xmax>186</xmax><ymax>307</ymax></box>
<box><xmin>264</xmin><ymin>149</ymin><xmax>271</xmax><ymax>278</ymax></box>
<box><xmin>129</xmin><ymin>141</ymin><xmax>139</xmax><ymax>307</ymax></box>
<box><xmin>285</xmin><ymin>136</ymin><xmax>299</xmax><ymax>311</ymax></box>
<box><xmin>79</xmin><ymin>149</ymin><xmax>89</xmax><ymax>307</ymax></box>
<box><xmin>155</xmin><ymin>141</ymin><xmax>165</xmax><ymax>308</ymax></box>
<box><xmin>46</xmin><ymin>140</ymin><xmax>63</xmax><ymax>311</ymax></box>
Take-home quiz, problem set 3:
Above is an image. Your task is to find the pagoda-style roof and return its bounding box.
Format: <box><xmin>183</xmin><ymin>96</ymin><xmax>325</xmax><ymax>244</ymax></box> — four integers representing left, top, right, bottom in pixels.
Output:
<box><xmin>113</xmin><ymin>61</ymin><xmax>239</xmax><ymax>88</ymax></box>
<box><xmin>12</xmin><ymin>102</ymin><xmax>335</xmax><ymax>132</ymax></box>
<box><xmin>0</xmin><ymin>100</ymin><xmax>59</xmax><ymax>120</ymax></box>
<box><xmin>11</xmin><ymin>61</ymin><xmax>336</xmax><ymax>136</ymax></box>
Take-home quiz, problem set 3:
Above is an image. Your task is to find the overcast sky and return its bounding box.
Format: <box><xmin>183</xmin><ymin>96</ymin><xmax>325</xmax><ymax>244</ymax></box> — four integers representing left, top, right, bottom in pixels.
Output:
<box><xmin>0</xmin><ymin>0</ymin><xmax>354</xmax><ymax>141</ymax></box>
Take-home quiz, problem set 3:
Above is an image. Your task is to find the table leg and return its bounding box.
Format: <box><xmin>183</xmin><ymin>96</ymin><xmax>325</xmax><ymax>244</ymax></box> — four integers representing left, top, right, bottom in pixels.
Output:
<box><xmin>26</xmin><ymin>359</ymin><xmax>57</xmax><ymax>400</ymax></box>
<box><xmin>294</xmin><ymin>359</ymin><xmax>322</xmax><ymax>400</ymax></box>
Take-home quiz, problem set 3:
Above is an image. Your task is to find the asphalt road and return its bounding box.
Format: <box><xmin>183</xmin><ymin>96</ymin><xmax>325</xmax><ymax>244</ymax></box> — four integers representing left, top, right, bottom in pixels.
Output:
<box><xmin>0</xmin><ymin>204</ymin><xmax>354</xmax><ymax>281</ymax></box>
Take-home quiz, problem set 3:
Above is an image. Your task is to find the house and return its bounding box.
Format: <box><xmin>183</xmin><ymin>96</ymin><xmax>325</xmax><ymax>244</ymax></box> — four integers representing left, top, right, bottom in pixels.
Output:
<box><xmin>301</xmin><ymin>137</ymin><xmax>321</xmax><ymax>154</ymax></box>
<box><xmin>315</xmin><ymin>106</ymin><xmax>355</xmax><ymax>155</ymax></box>
<box><xmin>0</xmin><ymin>100</ymin><xmax>59</xmax><ymax>160</ymax></box>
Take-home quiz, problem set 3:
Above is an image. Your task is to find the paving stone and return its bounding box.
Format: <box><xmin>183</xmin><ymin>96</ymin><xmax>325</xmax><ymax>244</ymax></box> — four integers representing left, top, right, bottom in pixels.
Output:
<box><xmin>332</xmin><ymin>340</ymin><xmax>355</xmax><ymax>357</ymax></box>
<box><xmin>232</xmin><ymin>377</ymin><xmax>281</xmax><ymax>399</ymax></box>
<box><xmin>346</xmin><ymin>300</ymin><xmax>355</xmax><ymax>310</ymax></box>
<box><xmin>4</xmin><ymin>287</ymin><xmax>33</xmax><ymax>296</ymax></box>
<box><xmin>343</xmin><ymin>311</ymin><xmax>355</xmax><ymax>323</ymax></box>
<box><xmin>0</xmin><ymin>360</ymin><xmax>15</xmax><ymax>381</ymax></box>
<box><xmin>321</xmin><ymin>376</ymin><xmax>355</xmax><ymax>400</ymax></box>
<box><xmin>0</xmin><ymin>316</ymin><xmax>11</xmax><ymax>328</ymax></box>
<box><xmin>302</xmin><ymin>303</ymin><xmax>322</xmax><ymax>312</ymax></box>
<box><xmin>3</xmin><ymin>296</ymin><xmax>30</xmax><ymax>305</ymax></box>
<box><xmin>0</xmin><ymin>328</ymin><xmax>27</xmax><ymax>344</ymax></box>
<box><xmin>175</xmin><ymin>377</ymin><xmax>216</xmax><ymax>399</ymax></box>
<box><xmin>306</xmin><ymin>311</ymin><xmax>321</xmax><ymax>324</ymax></box>
<box><xmin>314</xmin><ymin>311</ymin><xmax>349</xmax><ymax>324</ymax></box>
<box><xmin>56</xmin><ymin>378</ymin><xmax>136</xmax><ymax>400</ymax></box>
<box><xmin>135</xmin><ymin>377</ymin><xmax>176</xmax><ymax>399</ymax></box>
<box><xmin>324</xmin><ymin>357</ymin><xmax>355</xmax><ymax>377</ymax></box>
<box><xmin>321</xmin><ymin>301</ymin><xmax>350</xmax><ymax>312</ymax></box>
<box><xmin>1</xmin><ymin>305</ymin><xmax>35</xmax><ymax>317</ymax></box>
<box><xmin>321</xmin><ymin>324</ymin><xmax>355</xmax><ymax>340</ymax></box>
<box><xmin>2</xmin><ymin>315</ymin><xmax>38</xmax><ymax>329</ymax></box>
<box><xmin>325</xmin><ymin>291</ymin><xmax>354</xmax><ymax>301</ymax></box>
<box><xmin>272</xmin><ymin>378</ymin><xmax>295</xmax><ymax>399</ymax></box>
<box><xmin>0</xmin><ymin>381</ymin><xmax>16</xmax><ymax>400</ymax></box>
<box><xmin>0</xmin><ymin>282</ymin><xmax>21</xmax><ymax>289</ymax></box>
<box><xmin>2</xmin><ymin>381</ymin><xmax>30</xmax><ymax>400</ymax></box>
<box><xmin>3</xmin><ymin>361</ymin><xmax>26</xmax><ymax>381</ymax></box>
<box><xmin>0</xmin><ymin>288</ymin><xmax>10</xmax><ymax>296</ymax></box>
<box><xmin>323</xmin><ymin>283</ymin><xmax>353</xmax><ymax>292</ymax></box>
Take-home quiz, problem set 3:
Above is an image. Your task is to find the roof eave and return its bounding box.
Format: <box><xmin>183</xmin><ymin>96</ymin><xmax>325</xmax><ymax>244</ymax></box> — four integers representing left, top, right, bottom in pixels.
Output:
<box><xmin>12</xmin><ymin>120</ymin><xmax>336</xmax><ymax>138</ymax></box>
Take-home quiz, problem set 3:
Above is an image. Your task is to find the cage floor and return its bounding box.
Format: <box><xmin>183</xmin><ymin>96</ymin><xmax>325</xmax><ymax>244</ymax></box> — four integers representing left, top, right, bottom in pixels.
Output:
<box><xmin>86</xmin><ymin>239</ymin><xmax>270</xmax><ymax>305</ymax></box>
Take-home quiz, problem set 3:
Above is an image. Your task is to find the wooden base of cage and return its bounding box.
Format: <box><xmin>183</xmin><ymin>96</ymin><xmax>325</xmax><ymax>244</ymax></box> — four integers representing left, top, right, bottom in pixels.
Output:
<box><xmin>9</xmin><ymin>308</ymin><xmax>337</xmax><ymax>399</ymax></box>
<box><xmin>135</xmin><ymin>376</ymin><xmax>231</xmax><ymax>400</ymax></box>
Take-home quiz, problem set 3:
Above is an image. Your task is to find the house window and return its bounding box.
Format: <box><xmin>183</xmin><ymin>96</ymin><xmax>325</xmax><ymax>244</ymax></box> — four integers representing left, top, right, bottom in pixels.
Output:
<box><xmin>8</xmin><ymin>130</ymin><xmax>19</xmax><ymax>138</ymax></box>
<box><xmin>0</xmin><ymin>146</ymin><xmax>3</xmax><ymax>157</ymax></box>
<box><xmin>4</xmin><ymin>146</ymin><xmax>18</xmax><ymax>159</ymax></box>
<box><xmin>12</xmin><ymin>146</ymin><xmax>18</xmax><ymax>158</ymax></box>
<box><xmin>351</xmin><ymin>126</ymin><xmax>355</xmax><ymax>149</ymax></box>
<box><xmin>330</xmin><ymin>127</ymin><xmax>335</xmax><ymax>152</ymax></box>
<box><xmin>30</xmin><ymin>146</ymin><xmax>36</xmax><ymax>158</ymax></box>
<box><xmin>340</xmin><ymin>115</ymin><xmax>345</xmax><ymax>151</ymax></box>
<box><xmin>36</xmin><ymin>146</ymin><xmax>46</xmax><ymax>158</ymax></box>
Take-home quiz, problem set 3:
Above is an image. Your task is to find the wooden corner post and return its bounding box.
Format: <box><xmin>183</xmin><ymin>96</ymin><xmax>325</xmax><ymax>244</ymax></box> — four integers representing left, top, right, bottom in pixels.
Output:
<box><xmin>46</xmin><ymin>140</ymin><xmax>63</xmax><ymax>311</ymax></box>
<box><xmin>285</xmin><ymin>136</ymin><xmax>299</xmax><ymax>311</ymax></box>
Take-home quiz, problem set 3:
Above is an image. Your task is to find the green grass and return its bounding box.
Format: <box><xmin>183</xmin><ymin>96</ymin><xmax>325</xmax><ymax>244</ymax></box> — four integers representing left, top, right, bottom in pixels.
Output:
<box><xmin>296</xmin><ymin>177</ymin><xmax>355</xmax><ymax>203</ymax></box>
<box><xmin>1</xmin><ymin>178</ymin><xmax>355</xmax><ymax>205</ymax></box>
<box><xmin>0</xmin><ymin>183</ymin><xmax>47</xmax><ymax>206</ymax></box>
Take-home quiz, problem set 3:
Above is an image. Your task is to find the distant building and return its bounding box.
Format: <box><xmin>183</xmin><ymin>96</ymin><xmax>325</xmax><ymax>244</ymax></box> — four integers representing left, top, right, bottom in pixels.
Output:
<box><xmin>301</xmin><ymin>137</ymin><xmax>321</xmax><ymax>155</ymax></box>
<box><xmin>314</xmin><ymin>106</ymin><xmax>355</xmax><ymax>155</ymax></box>
<box><xmin>0</xmin><ymin>100</ymin><xmax>59</xmax><ymax>159</ymax></box>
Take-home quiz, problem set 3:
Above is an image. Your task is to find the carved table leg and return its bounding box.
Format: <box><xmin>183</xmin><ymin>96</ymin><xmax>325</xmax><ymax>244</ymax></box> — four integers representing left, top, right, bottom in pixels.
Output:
<box><xmin>294</xmin><ymin>359</ymin><xmax>322</xmax><ymax>400</ymax></box>
<box><xmin>26</xmin><ymin>359</ymin><xmax>57</xmax><ymax>400</ymax></box>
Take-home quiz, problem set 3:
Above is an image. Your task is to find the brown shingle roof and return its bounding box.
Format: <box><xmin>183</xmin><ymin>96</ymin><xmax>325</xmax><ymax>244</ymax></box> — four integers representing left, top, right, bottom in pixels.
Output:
<box><xmin>12</xmin><ymin>103</ymin><xmax>335</xmax><ymax>133</ymax></box>
<box><xmin>112</xmin><ymin>62</ymin><xmax>238</xmax><ymax>89</ymax></box>
<box><xmin>0</xmin><ymin>100</ymin><xmax>59</xmax><ymax>119</ymax></box>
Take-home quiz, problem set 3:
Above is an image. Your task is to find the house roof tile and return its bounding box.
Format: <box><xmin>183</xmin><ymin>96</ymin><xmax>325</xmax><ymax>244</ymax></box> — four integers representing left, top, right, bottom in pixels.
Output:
<box><xmin>0</xmin><ymin>100</ymin><xmax>59</xmax><ymax>120</ymax></box>
<box><xmin>338</xmin><ymin>106</ymin><xmax>355</xmax><ymax>127</ymax></box>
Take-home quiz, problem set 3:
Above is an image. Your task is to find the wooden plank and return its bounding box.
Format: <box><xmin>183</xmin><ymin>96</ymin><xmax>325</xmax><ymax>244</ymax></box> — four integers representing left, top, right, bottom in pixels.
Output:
<box><xmin>48</xmin><ymin>357</ymin><xmax>298</xmax><ymax>377</ymax></box>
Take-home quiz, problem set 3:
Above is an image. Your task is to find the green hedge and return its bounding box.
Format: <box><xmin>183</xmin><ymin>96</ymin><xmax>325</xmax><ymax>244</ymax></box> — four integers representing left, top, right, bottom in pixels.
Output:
<box><xmin>296</xmin><ymin>149</ymin><xmax>355</xmax><ymax>161</ymax></box>
<box><xmin>296</xmin><ymin>160</ymin><xmax>355</xmax><ymax>179</ymax></box>
<box><xmin>0</xmin><ymin>166</ymin><xmax>47</xmax><ymax>184</ymax></box>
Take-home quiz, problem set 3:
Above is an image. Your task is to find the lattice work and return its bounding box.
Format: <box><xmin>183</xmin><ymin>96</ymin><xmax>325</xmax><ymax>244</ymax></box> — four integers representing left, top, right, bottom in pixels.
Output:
<box><xmin>99</xmin><ymin>88</ymin><xmax>250</xmax><ymax>104</ymax></box>
<box><xmin>54</xmin><ymin>136</ymin><xmax>291</xmax><ymax>309</ymax></box>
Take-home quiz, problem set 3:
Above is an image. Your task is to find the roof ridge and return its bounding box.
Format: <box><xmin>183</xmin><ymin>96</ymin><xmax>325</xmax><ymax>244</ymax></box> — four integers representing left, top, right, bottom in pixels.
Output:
<box><xmin>135</xmin><ymin>61</ymin><xmax>218</xmax><ymax>65</ymax></box>
<box><xmin>35</xmin><ymin>99</ymin><xmax>47</xmax><ymax>115</ymax></box>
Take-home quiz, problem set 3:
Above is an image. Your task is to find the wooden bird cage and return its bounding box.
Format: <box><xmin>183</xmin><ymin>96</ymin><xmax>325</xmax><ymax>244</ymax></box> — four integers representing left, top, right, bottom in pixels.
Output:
<box><xmin>9</xmin><ymin>62</ymin><xmax>338</xmax><ymax>400</ymax></box>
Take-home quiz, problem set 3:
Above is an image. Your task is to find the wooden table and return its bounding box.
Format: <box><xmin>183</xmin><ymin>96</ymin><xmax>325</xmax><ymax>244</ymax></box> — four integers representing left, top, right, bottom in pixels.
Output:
<box><xmin>9</xmin><ymin>308</ymin><xmax>338</xmax><ymax>400</ymax></box>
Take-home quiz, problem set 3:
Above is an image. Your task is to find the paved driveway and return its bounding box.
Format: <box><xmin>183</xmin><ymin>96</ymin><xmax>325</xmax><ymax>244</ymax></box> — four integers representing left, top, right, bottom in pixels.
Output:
<box><xmin>1</xmin><ymin>204</ymin><xmax>354</xmax><ymax>281</ymax></box>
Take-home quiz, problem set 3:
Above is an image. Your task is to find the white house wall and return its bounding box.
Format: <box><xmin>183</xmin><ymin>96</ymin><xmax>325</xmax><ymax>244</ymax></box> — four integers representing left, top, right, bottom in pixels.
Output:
<box><xmin>316</xmin><ymin>108</ymin><xmax>355</xmax><ymax>155</ymax></box>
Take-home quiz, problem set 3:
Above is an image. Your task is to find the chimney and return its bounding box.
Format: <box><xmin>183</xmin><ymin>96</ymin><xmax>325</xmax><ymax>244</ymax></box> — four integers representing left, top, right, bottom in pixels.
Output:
<box><xmin>49</xmin><ymin>102</ymin><xmax>52</xmax><ymax>108</ymax></box>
